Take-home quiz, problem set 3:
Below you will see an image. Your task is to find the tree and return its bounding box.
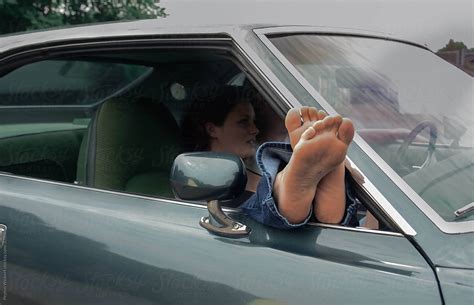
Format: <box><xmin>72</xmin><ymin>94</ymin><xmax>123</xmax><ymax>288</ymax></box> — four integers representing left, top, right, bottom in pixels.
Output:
<box><xmin>0</xmin><ymin>0</ymin><xmax>167</xmax><ymax>35</ymax></box>
<box><xmin>437</xmin><ymin>39</ymin><xmax>470</xmax><ymax>52</ymax></box>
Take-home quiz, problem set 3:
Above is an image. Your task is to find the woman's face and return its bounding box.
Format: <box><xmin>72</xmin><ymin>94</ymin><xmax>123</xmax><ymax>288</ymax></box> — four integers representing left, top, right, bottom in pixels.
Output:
<box><xmin>208</xmin><ymin>102</ymin><xmax>259</xmax><ymax>159</ymax></box>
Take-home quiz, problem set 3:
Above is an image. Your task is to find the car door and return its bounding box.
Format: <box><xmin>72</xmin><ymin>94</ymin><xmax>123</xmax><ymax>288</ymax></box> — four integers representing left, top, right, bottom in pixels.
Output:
<box><xmin>0</xmin><ymin>173</ymin><xmax>442</xmax><ymax>305</ymax></box>
<box><xmin>0</xmin><ymin>27</ymin><xmax>442</xmax><ymax>305</ymax></box>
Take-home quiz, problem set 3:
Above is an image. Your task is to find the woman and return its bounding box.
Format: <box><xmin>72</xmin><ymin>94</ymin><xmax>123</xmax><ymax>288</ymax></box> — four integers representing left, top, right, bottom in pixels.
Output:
<box><xmin>183</xmin><ymin>86</ymin><xmax>358</xmax><ymax>228</ymax></box>
<box><xmin>182</xmin><ymin>86</ymin><xmax>261</xmax><ymax>200</ymax></box>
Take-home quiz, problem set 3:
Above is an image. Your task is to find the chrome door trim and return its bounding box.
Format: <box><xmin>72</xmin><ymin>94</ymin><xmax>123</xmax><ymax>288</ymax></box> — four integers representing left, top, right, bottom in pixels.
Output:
<box><xmin>309</xmin><ymin>222</ymin><xmax>404</xmax><ymax>237</ymax></box>
<box><xmin>253</xmin><ymin>26</ymin><xmax>473</xmax><ymax>234</ymax></box>
<box><xmin>345</xmin><ymin>158</ymin><xmax>417</xmax><ymax>236</ymax></box>
<box><xmin>0</xmin><ymin>172</ymin><xmax>208</xmax><ymax>209</ymax></box>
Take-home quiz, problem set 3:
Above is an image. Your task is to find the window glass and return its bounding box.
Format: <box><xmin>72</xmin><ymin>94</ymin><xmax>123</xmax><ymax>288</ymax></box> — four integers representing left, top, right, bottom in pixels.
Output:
<box><xmin>0</xmin><ymin>50</ymin><xmax>257</xmax><ymax>204</ymax></box>
<box><xmin>0</xmin><ymin>58</ymin><xmax>151</xmax><ymax>184</ymax></box>
<box><xmin>269</xmin><ymin>34</ymin><xmax>473</xmax><ymax>222</ymax></box>
<box><xmin>0</xmin><ymin>59</ymin><xmax>149</xmax><ymax>106</ymax></box>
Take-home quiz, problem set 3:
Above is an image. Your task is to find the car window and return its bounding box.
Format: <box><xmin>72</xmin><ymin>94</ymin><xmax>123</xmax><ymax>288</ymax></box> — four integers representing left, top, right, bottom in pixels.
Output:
<box><xmin>0</xmin><ymin>57</ymin><xmax>151</xmax><ymax>183</ymax></box>
<box><xmin>268</xmin><ymin>34</ymin><xmax>473</xmax><ymax>223</ymax></box>
<box><xmin>0</xmin><ymin>48</ymin><xmax>253</xmax><ymax>200</ymax></box>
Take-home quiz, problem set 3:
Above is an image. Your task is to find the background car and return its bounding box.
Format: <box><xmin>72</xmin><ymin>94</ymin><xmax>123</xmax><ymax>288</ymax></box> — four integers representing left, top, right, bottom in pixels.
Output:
<box><xmin>0</xmin><ymin>20</ymin><xmax>472</xmax><ymax>304</ymax></box>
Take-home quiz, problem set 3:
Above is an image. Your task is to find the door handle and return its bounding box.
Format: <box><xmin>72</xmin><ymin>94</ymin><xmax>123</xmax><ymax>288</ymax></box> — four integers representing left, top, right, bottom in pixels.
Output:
<box><xmin>200</xmin><ymin>200</ymin><xmax>251</xmax><ymax>238</ymax></box>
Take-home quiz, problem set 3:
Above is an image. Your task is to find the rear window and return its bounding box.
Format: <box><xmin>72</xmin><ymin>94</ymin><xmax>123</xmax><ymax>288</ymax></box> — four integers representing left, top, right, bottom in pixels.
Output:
<box><xmin>0</xmin><ymin>59</ymin><xmax>150</xmax><ymax>106</ymax></box>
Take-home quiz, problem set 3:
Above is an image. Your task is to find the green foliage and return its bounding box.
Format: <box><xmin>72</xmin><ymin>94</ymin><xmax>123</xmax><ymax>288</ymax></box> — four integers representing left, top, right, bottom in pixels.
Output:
<box><xmin>0</xmin><ymin>0</ymin><xmax>167</xmax><ymax>35</ymax></box>
<box><xmin>438</xmin><ymin>39</ymin><xmax>469</xmax><ymax>52</ymax></box>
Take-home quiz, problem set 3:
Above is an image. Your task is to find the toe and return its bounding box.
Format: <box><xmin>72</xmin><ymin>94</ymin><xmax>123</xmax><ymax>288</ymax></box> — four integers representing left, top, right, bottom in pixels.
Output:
<box><xmin>312</xmin><ymin>120</ymin><xmax>324</xmax><ymax>134</ymax></box>
<box><xmin>285</xmin><ymin>108</ymin><xmax>302</xmax><ymax>132</ymax></box>
<box><xmin>325</xmin><ymin>115</ymin><xmax>343</xmax><ymax>132</ymax></box>
<box><xmin>317</xmin><ymin>110</ymin><xmax>327</xmax><ymax>120</ymax></box>
<box><xmin>338</xmin><ymin>118</ymin><xmax>355</xmax><ymax>145</ymax></box>
<box><xmin>300</xmin><ymin>106</ymin><xmax>311</xmax><ymax>123</ymax></box>
<box><xmin>301</xmin><ymin>126</ymin><xmax>316</xmax><ymax>140</ymax></box>
<box><xmin>308</xmin><ymin>107</ymin><xmax>319</xmax><ymax>122</ymax></box>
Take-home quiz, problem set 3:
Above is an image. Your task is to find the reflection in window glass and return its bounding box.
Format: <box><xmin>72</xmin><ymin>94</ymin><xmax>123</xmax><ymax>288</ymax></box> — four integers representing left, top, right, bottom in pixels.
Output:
<box><xmin>0</xmin><ymin>60</ymin><xmax>150</xmax><ymax>106</ymax></box>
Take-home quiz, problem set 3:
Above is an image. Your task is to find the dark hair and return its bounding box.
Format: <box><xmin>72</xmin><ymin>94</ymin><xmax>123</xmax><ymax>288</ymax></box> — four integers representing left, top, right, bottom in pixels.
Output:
<box><xmin>182</xmin><ymin>86</ymin><xmax>254</xmax><ymax>151</ymax></box>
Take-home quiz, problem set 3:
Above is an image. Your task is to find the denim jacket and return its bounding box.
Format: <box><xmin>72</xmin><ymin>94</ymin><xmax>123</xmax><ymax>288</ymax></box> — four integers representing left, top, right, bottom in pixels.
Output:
<box><xmin>240</xmin><ymin>142</ymin><xmax>360</xmax><ymax>229</ymax></box>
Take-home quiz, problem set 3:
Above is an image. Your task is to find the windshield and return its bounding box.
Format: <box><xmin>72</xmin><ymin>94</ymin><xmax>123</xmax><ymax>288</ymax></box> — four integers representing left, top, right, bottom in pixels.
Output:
<box><xmin>269</xmin><ymin>34</ymin><xmax>473</xmax><ymax>223</ymax></box>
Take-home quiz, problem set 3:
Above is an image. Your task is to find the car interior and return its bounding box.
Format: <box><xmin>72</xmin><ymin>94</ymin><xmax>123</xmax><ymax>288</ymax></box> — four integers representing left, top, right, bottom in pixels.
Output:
<box><xmin>0</xmin><ymin>48</ymin><xmax>286</xmax><ymax>196</ymax></box>
<box><xmin>0</xmin><ymin>47</ymin><xmax>404</xmax><ymax>231</ymax></box>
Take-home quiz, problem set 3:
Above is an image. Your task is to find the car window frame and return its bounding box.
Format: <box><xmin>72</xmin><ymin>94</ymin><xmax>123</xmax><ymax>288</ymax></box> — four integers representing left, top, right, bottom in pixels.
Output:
<box><xmin>252</xmin><ymin>26</ymin><xmax>474</xmax><ymax>235</ymax></box>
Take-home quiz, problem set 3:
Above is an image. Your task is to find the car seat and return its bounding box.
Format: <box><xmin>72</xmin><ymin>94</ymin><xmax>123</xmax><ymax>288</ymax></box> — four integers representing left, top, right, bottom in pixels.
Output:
<box><xmin>76</xmin><ymin>97</ymin><xmax>181</xmax><ymax>197</ymax></box>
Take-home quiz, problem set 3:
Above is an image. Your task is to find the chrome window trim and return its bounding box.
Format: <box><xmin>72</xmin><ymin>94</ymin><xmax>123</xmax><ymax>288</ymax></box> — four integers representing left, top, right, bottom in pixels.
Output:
<box><xmin>344</xmin><ymin>157</ymin><xmax>417</xmax><ymax>236</ymax></box>
<box><xmin>231</xmin><ymin>34</ymin><xmax>296</xmax><ymax>110</ymax></box>
<box><xmin>253</xmin><ymin>26</ymin><xmax>430</xmax><ymax>51</ymax></box>
<box><xmin>309</xmin><ymin>222</ymin><xmax>404</xmax><ymax>237</ymax></box>
<box><xmin>0</xmin><ymin>172</ymin><xmax>208</xmax><ymax>209</ymax></box>
<box><xmin>254</xmin><ymin>26</ymin><xmax>473</xmax><ymax>234</ymax></box>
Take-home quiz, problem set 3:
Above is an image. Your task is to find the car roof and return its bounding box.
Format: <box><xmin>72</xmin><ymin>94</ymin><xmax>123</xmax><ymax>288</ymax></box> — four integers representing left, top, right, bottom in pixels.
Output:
<box><xmin>0</xmin><ymin>19</ymin><xmax>417</xmax><ymax>55</ymax></box>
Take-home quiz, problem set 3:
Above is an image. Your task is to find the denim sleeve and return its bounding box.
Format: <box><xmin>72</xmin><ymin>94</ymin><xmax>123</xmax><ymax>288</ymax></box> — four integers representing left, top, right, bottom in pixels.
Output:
<box><xmin>341</xmin><ymin>168</ymin><xmax>360</xmax><ymax>227</ymax></box>
<box><xmin>240</xmin><ymin>142</ymin><xmax>360</xmax><ymax>229</ymax></box>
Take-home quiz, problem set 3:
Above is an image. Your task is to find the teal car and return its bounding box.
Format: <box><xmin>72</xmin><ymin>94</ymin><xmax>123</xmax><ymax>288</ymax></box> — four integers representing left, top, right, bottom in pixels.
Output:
<box><xmin>0</xmin><ymin>21</ymin><xmax>472</xmax><ymax>305</ymax></box>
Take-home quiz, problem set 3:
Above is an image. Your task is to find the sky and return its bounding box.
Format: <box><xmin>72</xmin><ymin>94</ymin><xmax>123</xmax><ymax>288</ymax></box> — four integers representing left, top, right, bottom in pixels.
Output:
<box><xmin>159</xmin><ymin>0</ymin><xmax>472</xmax><ymax>51</ymax></box>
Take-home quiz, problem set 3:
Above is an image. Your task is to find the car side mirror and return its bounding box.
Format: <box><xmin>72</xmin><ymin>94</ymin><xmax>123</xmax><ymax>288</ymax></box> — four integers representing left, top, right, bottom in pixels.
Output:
<box><xmin>170</xmin><ymin>152</ymin><xmax>251</xmax><ymax>238</ymax></box>
<box><xmin>170</xmin><ymin>152</ymin><xmax>247</xmax><ymax>201</ymax></box>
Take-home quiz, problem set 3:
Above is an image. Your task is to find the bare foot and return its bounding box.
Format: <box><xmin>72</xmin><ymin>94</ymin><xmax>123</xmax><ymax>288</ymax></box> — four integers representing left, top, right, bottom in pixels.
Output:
<box><xmin>274</xmin><ymin>114</ymin><xmax>354</xmax><ymax>224</ymax></box>
<box><xmin>313</xmin><ymin>118</ymin><xmax>354</xmax><ymax>223</ymax></box>
<box><xmin>284</xmin><ymin>107</ymin><xmax>355</xmax><ymax>223</ymax></box>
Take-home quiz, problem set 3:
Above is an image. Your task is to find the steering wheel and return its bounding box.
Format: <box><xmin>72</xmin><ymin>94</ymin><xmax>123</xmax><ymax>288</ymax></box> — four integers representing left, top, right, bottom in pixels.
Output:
<box><xmin>395</xmin><ymin>121</ymin><xmax>438</xmax><ymax>175</ymax></box>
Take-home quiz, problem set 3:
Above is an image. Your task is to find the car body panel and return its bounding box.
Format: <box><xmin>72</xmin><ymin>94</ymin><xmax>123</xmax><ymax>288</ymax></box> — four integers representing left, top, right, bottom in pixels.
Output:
<box><xmin>436</xmin><ymin>267</ymin><xmax>474</xmax><ymax>305</ymax></box>
<box><xmin>0</xmin><ymin>174</ymin><xmax>441</xmax><ymax>304</ymax></box>
<box><xmin>0</xmin><ymin>21</ymin><xmax>472</xmax><ymax>304</ymax></box>
<box><xmin>342</xmin><ymin>144</ymin><xmax>474</xmax><ymax>270</ymax></box>
<box><xmin>0</xmin><ymin>20</ymin><xmax>408</xmax><ymax>55</ymax></box>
